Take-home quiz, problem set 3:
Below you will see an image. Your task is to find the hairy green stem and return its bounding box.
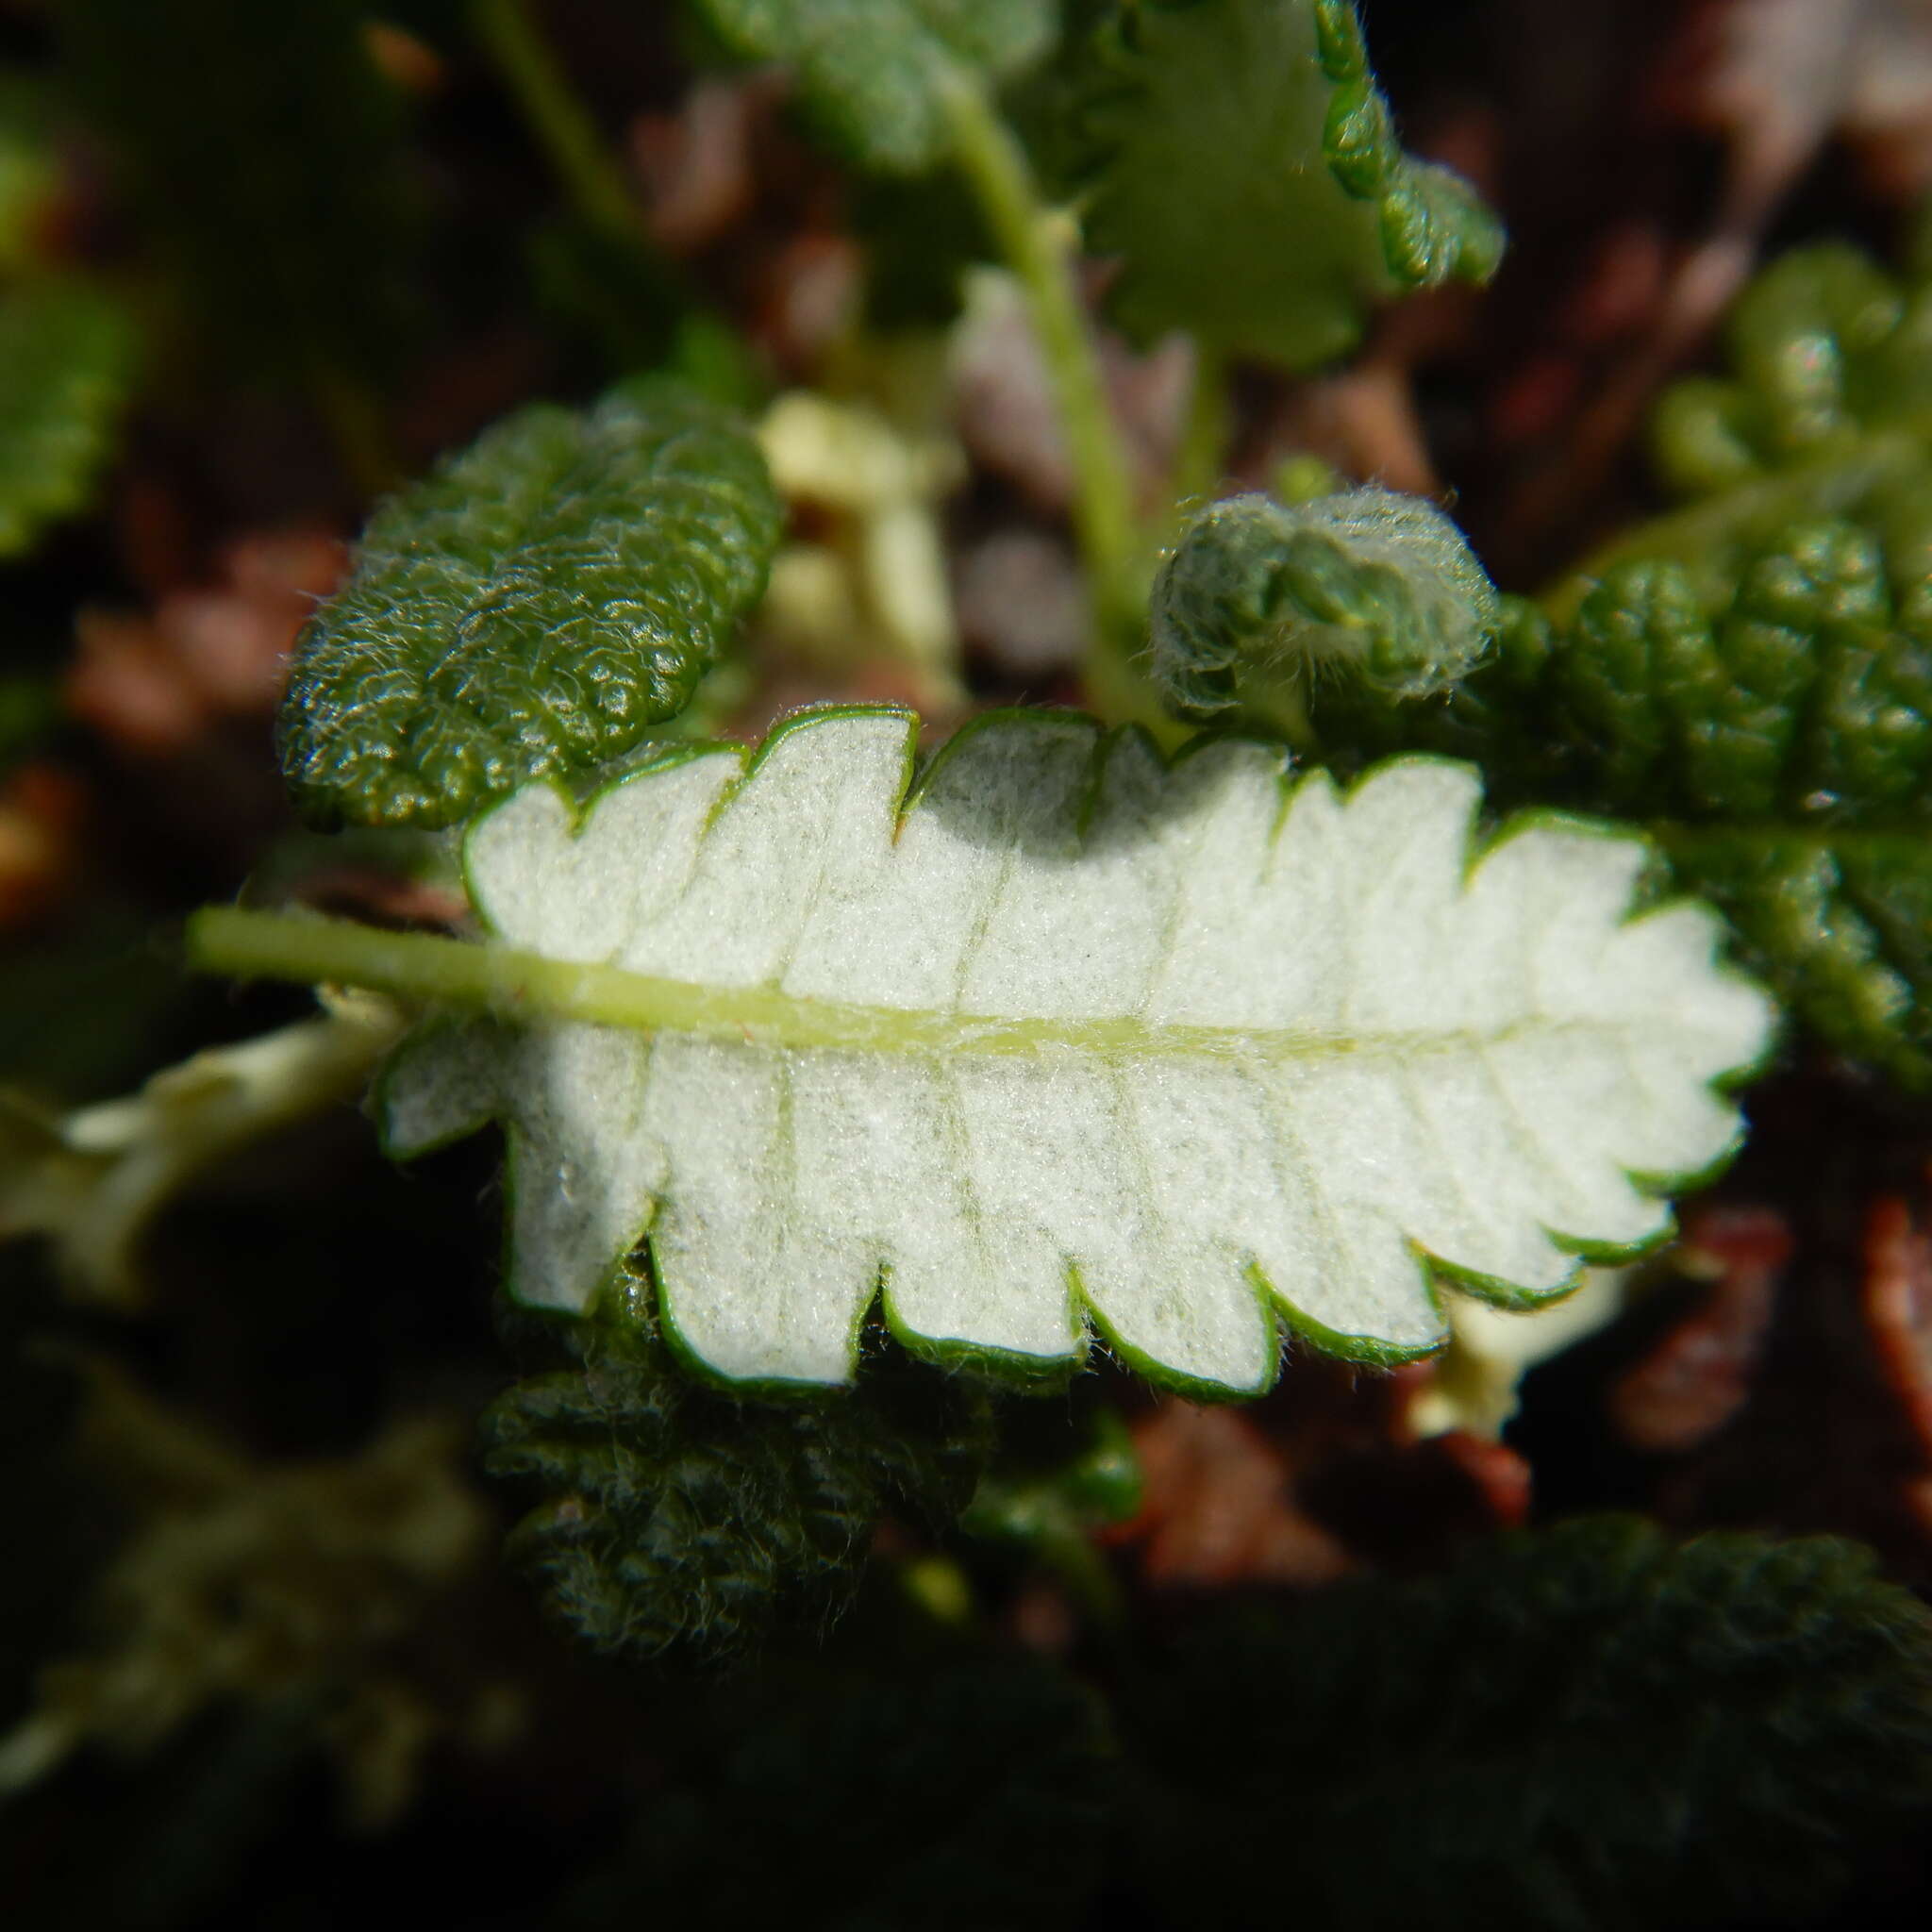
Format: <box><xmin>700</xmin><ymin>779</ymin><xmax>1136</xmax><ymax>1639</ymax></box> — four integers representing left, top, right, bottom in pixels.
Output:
<box><xmin>937</xmin><ymin>76</ymin><xmax>1147</xmax><ymax>672</ymax></box>
<box><xmin>470</xmin><ymin>0</ymin><xmax>642</xmax><ymax>242</ymax></box>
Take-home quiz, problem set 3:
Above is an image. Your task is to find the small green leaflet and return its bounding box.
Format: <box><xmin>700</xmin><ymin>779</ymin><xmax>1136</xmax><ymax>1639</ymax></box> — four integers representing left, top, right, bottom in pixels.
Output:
<box><xmin>1070</xmin><ymin>0</ymin><xmax>1504</xmax><ymax>368</ymax></box>
<box><xmin>279</xmin><ymin>380</ymin><xmax>783</xmax><ymax>829</ymax></box>
<box><xmin>1149</xmin><ymin>488</ymin><xmax>1501</xmax><ymax>719</ymax></box>
<box><xmin>690</xmin><ymin>0</ymin><xmax>1058</xmax><ymax>174</ymax></box>
<box><xmin>0</xmin><ymin>279</ymin><xmax>138</xmax><ymax>559</ymax></box>
<box><xmin>375</xmin><ymin>707</ymin><xmax>1772</xmax><ymax>1395</ymax></box>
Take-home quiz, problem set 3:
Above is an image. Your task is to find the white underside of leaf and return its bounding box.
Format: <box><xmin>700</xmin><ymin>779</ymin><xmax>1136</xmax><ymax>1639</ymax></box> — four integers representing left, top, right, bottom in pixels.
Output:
<box><xmin>380</xmin><ymin>708</ymin><xmax>1773</xmax><ymax>1393</ymax></box>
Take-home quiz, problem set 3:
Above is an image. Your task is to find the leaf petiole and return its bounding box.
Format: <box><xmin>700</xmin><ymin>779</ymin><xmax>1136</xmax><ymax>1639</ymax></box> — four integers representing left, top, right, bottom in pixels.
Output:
<box><xmin>469</xmin><ymin>0</ymin><xmax>642</xmax><ymax>245</ymax></box>
<box><xmin>935</xmin><ymin>73</ymin><xmax>1152</xmax><ymax>686</ymax></box>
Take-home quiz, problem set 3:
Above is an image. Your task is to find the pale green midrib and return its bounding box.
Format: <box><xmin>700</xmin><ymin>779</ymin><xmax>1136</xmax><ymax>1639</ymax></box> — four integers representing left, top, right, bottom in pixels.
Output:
<box><xmin>192</xmin><ymin>905</ymin><xmax>1707</xmax><ymax>1067</ymax></box>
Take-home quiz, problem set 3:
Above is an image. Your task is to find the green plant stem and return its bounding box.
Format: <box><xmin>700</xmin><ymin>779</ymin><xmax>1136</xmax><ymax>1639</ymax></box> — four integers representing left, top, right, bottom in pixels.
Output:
<box><xmin>305</xmin><ymin>349</ymin><xmax>399</xmax><ymax>498</ymax></box>
<box><xmin>936</xmin><ymin>75</ymin><xmax>1148</xmax><ymax>676</ymax></box>
<box><xmin>470</xmin><ymin>0</ymin><xmax>641</xmax><ymax>242</ymax></box>
<box><xmin>1171</xmin><ymin>341</ymin><xmax>1232</xmax><ymax>515</ymax></box>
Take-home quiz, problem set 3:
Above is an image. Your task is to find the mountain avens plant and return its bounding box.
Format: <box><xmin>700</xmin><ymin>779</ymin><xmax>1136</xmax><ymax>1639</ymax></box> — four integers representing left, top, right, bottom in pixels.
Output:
<box><xmin>178</xmin><ymin>0</ymin><xmax>1782</xmax><ymax>1563</ymax></box>
<box><xmin>15</xmin><ymin>2</ymin><xmax>1932</xmax><ymax>1918</ymax></box>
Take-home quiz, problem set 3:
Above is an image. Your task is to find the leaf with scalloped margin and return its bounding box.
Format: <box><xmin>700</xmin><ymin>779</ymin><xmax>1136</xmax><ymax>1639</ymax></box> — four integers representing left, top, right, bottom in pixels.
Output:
<box><xmin>1068</xmin><ymin>0</ymin><xmax>1504</xmax><ymax>368</ymax></box>
<box><xmin>278</xmin><ymin>379</ymin><xmax>782</xmax><ymax>830</ymax></box>
<box><xmin>375</xmin><ymin>706</ymin><xmax>1772</xmax><ymax>1396</ymax></box>
<box><xmin>690</xmin><ymin>0</ymin><xmax>1058</xmax><ymax>174</ymax></box>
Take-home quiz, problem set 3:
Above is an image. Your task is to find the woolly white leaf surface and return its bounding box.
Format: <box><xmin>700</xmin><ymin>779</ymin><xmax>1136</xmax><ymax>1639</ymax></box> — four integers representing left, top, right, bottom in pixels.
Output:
<box><xmin>379</xmin><ymin>708</ymin><xmax>1773</xmax><ymax>1394</ymax></box>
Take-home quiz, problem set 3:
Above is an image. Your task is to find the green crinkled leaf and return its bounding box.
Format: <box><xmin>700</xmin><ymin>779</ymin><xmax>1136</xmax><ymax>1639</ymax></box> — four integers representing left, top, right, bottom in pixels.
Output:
<box><xmin>1128</xmin><ymin>1517</ymin><xmax>1932</xmax><ymax>1930</ymax></box>
<box><xmin>1149</xmin><ymin>488</ymin><xmax>1500</xmax><ymax>719</ymax></box>
<box><xmin>1069</xmin><ymin>0</ymin><xmax>1504</xmax><ymax>367</ymax></box>
<box><xmin>1307</xmin><ymin>234</ymin><xmax>1932</xmax><ymax>1084</ymax></box>
<box><xmin>0</xmin><ymin>278</ymin><xmax>138</xmax><ymax>559</ymax></box>
<box><xmin>483</xmin><ymin>1276</ymin><xmax>992</xmax><ymax>1660</ymax></box>
<box><xmin>1596</xmin><ymin>241</ymin><xmax>1932</xmax><ymax>601</ymax></box>
<box><xmin>1651</xmin><ymin>242</ymin><xmax>1932</xmax><ymax>508</ymax></box>
<box><xmin>277</xmin><ymin>379</ymin><xmax>783</xmax><ymax>829</ymax></box>
<box><xmin>358</xmin><ymin>705</ymin><xmax>1769</xmax><ymax>1394</ymax></box>
<box><xmin>690</xmin><ymin>0</ymin><xmax>1058</xmax><ymax>174</ymax></box>
<box><xmin>58</xmin><ymin>0</ymin><xmax>414</xmax><ymax>381</ymax></box>
<box><xmin>1660</xmin><ymin>829</ymin><xmax>1932</xmax><ymax>1090</ymax></box>
<box><xmin>1315</xmin><ymin>514</ymin><xmax>1932</xmax><ymax>1084</ymax></box>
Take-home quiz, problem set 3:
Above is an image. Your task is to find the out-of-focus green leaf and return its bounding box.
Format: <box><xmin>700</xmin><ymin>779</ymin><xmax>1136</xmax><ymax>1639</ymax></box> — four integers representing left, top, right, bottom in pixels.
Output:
<box><xmin>1068</xmin><ymin>0</ymin><xmax>1503</xmax><ymax>367</ymax></box>
<box><xmin>0</xmin><ymin>278</ymin><xmax>137</xmax><ymax>558</ymax></box>
<box><xmin>1128</xmin><ymin>1518</ymin><xmax>1932</xmax><ymax>1930</ymax></box>
<box><xmin>58</xmin><ymin>0</ymin><xmax>415</xmax><ymax>383</ymax></box>
<box><xmin>689</xmin><ymin>0</ymin><xmax>1058</xmax><ymax>174</ymax></box>
<box><xmin>278</xmin><ymin>378</ymin><xmax>782</xmax><ymax>829</ymax></box>
<box><xmin>0</xmin><ymin>75</ymin><xmax>58</xmax><ymax>273</ymax></box>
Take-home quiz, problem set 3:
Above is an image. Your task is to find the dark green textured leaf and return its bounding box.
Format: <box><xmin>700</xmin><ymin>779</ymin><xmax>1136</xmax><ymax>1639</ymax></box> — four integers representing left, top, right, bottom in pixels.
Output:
<box><xmin>1069</xmin><ymin>0</ymin><xmax>1504</xmax><ymax>367</ymax></box>
<box><xmin>1148</xmin><ymin>488</ymin><xmax>1499</xmax><ymax>719</ymax></box>
<box><xmin>482</xmin><ymin>1278</ymin><xmax>993</xmax><ymax>1661</ymax></box>
<box><xmin>1297</xmin><ymin>235</ymin><xmax>1932</xmax><ymax>1084</ymax></box>
<box><xmin>557</xmin><ymin>1657</ymin><xmax>1111</xmax><ymax>1930</ymax></box>
<box><xmin>1316</xmin><ymin>513</ymin><xmax>1932</xmax><ymax>1082</ymax></box>
<box><xmin>1128</xmin><ymin>1518</ymin><xmax>1932</xmax><ymax>1931</ymax></box>
<box><xmin>0</xmin><ymin>278</ymin><xmax>137</xmax><ymax>558</ymax></box>
<box><xmin>690</xmin><ymin>0</ymin><xmax>1058</xmax><ymax>174</ymax></box>
<box><xmin>1659</xmin><ymin>828</ymin><xmax>1932</xmax><ymax>1089</ymax></box>
<box><xmin>1652</xmin><ymin>244</ymin><xmax>1932</xmax><ymax>506</ymax></box>
<box><xmin>278</xmin><ymin>378</ymin><xmax>783</xmax><ymax>829</ymax></box>
<box><xmin>58</xmin><ymin>0</ymin><xmax>413</xmax><ymax>383</ymax></box>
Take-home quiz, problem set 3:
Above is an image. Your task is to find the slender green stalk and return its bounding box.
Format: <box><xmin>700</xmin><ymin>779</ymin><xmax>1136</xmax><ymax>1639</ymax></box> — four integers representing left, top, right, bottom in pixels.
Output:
<box><xmin>470</xmin><ymin>0</ymin><xmax>641</xmax><ymax>242</ymax></box>
<box><xmin>304</xmin><ymin>348</ymin><xmax>399</xmax><ymax>498</ymax></box>
<box><xmin>1171</xmin><ymin>341</ymin><xmax>1232</xmax><ymax>516</ymax></box>
<box><xmin>937</xmin><ymin>75</ymin><xmax>1143</xmax><ymax>663</ymax></box>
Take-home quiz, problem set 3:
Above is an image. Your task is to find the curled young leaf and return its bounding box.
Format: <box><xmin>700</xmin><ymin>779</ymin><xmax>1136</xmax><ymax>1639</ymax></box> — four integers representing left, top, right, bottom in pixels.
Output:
<box><xmin>278</xmin><ymin>379</ymin><xmax>783</xmax><ymax>829</ymax></box>
<box><xmin>1069</xmin><ymin>0</ymin><xmax>1504</xmax><ymax>368</ymax></box>
<box><xmin>690</xmin><ymin>0</ymin><xmax>1058</xmax><ymax>175</ymax></box>
<box><xmin>1148</xmin><ymin>489</ymin><xmax>1500</xmax><ymax>721</ymax></box>
<box><xmin>324</xmin><ymin>706</ymin><xmax>1774</xmax><ymax>1396</ymax></box>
